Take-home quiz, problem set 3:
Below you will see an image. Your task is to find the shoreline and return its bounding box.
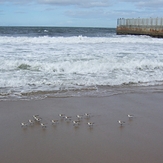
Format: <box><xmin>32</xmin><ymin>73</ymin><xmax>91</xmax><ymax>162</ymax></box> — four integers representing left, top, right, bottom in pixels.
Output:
<box><xmin>1</xmin><ymin>84</ymin><xmax>163</xmax><ymax>101</ymax></box>
<box><xmin>0</xmin><ymin>92</ymin><xmax>163</xmax><ymax>163</ymax></box>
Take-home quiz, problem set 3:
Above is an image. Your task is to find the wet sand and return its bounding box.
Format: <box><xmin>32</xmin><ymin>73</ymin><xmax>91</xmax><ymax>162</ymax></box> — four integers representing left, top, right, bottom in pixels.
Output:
<box><xmin>0</xmin><ymin>92</ymin><xmax>163</xmax><ymax>163</ymax></box>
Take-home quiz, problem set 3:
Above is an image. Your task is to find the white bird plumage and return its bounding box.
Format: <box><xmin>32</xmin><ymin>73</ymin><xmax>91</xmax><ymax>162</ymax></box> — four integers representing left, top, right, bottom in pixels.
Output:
<box><xmin>33</xmin><ymin>115</ymin><xmax>42</xmax><ymax>122</ymax></box>
<box><xmin>58</xmin><ymin>114</ymin><xmax>65</xmax><ymax>119</ymax></box>
<box><xmin>40</xmin><ymin>123</ymin><xmax>47</xmax><ymax>128</ymax></box>
<box><xmin>87</xmin><ymin>122</ymin><xmax>94</xmax><ymax>127</ymax></box>
<box><xmin>65</xmin><ymin>116</ymin><xmax>72</xmax><ymax>121</ymax></box>
<box><xmin>72</xmin><ymin>120</ymin><xmax>80</xmax><ymax>127</ymax></box>
<box><xmin>118</xmin><ymin>120</ymin><xmax>125</xmax><ymax>126</ymax></box>
<box><xmin>28</xmin><ymin>119</ymin><xmax>34</xmax><ymax>125</ymax></box>
<box><xmin>21</xmin><ymin>122</ymin><xmax>28</xmax><ymax>128</ymax></box>
<box><xmin>51</xmin><ymin>120</ymin><xmax>59</xmax><ymax>125</ymax></box>
<box><xmin>76</xmin><ymin>115</ymin><xmax>83</xmax><ymax>119</ymax></box>
<box><xmin>127</xmin><ymin>114</ymin><xmax>134</xmax><ymax>118</ymax></box>
<box><xmin>84</xmin><ymin>113</ymin><xmax>91</xmax><ymax>118</ymax></box>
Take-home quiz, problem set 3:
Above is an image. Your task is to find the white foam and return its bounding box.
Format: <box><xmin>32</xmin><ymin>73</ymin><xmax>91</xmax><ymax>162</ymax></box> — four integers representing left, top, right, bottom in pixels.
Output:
<box><xmin>1</xmin><ymin>35</ymin><xmax>163</xmax><ymax>97</ymax></box>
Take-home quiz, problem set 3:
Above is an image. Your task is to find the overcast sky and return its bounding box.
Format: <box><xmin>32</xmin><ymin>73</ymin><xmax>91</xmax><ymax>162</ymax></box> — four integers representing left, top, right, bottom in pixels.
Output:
<box><xmin>0</xmin><ymin>0</ymin><xmax>163</xmax><ymax>27</ymax></box>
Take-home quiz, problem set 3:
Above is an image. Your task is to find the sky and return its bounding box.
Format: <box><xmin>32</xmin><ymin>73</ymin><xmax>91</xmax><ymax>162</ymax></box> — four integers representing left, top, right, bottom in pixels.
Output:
<box><xmin>0</xmin><ymin>0</ymin><xmax>163</xmax><ymax>27</ymax></box>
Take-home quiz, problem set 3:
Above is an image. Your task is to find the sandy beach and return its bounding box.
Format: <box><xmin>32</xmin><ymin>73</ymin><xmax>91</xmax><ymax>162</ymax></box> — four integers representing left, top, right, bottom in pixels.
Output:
<box><xmin>0</xmin><ymin>92</ymin><xmax>163</xmax><ymax>163</ymax></box>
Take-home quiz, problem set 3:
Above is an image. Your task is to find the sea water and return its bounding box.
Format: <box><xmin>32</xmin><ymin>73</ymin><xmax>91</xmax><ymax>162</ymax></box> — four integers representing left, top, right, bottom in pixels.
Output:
<box><xmin>0</xmin><ymin>27</ymin><xmax>163</xmax><ymax>100</ymax></box>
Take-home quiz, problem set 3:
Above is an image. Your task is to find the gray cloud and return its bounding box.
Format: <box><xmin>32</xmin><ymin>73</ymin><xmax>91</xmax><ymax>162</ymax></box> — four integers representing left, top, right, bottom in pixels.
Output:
<box><xmin>137</xmin><ymin>0</ymin><xmax>163</xmax><ymax>8</ymax></box>
<box><xmin>65</xmin><ymin>9</ymin><xmax>108</xmax><ymax>18</ymax></box>
<box><xmin>2</xmin><ymin>0</ymin><xmax>163</xmax><ymax>9</ymax></box>
<box><xmin>38</xmin><ymin>0</ymin><xmax>113</xmax><ymax>7</ymax></box>
<box><xmin>1</xmin><ymin>0</ymin><xmax>163</xmax><ymax>8</ymax></box>
<box><xmin>0</xmin><ymin>0</ymin><xmax>29</xmax><ymax>3</ymax></box>
<box><xmin>120</xmin><ymin>0</ymin><xmax>163</xmax><ymax>8</ymax></box>
<box><xmin>0</xmin><ymin>0</ymin><xmax>113</xmax><ymax>7</ymax></box>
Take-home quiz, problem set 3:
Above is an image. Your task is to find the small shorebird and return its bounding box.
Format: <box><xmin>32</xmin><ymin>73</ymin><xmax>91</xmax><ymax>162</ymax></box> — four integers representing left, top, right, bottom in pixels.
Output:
<box><xmin>33</xmin><ymin>115</ymin><xmax>42</xmax><ymax>122</ymax></box>
<box><xmin>118</xmin><ymin>120</ymin><xmax>125</xmax><ymax>126</ymax></box>
<box><xmin>33</xmin><ymin>115</ymin><xmax>39</xmax><ymax>119</ymax></box>
<box><xmin>51</xmin><ymin>120</ymin><xmax>59</xmax><ymax>125</ymax></box>
<box><xmin>72</xmin><ymin>120</ymin><xmax>80</xmax><ymax>127</ymax></box>
<box><xmin>40</xmin><ymin>123</ymin><xmax>47</xmax><ymax>128</ymax></box>
<box><xmin>21</xmin><ymin>122</ymin><xmax>28</xmax><ymax>128</ymax></box>
<box><xmin>58</xmin><ymin>114</ymin><xmax>65</xmax><ymax>119</ymax></box>
<box><xmin>76</xmin><ymin>115</ymin><xmax>83</xmax><ymax>120</ymax></box>
<box><xmin>28</xmin><ymin>119</ymin><xmax>34</xmax><ymax>126</ymax></box>
<box><xmin>65</xmin><ymin>116</ymin><xmax>72</xmax><ymax>122</ymax></box>
<box><xmin>87</xmin><ymin>122</ymin><xmax>94</xmax><ymax>128</ymax></box>
<box><xmin>84</xmin><ymin>113</ymin><xmax>91</xmax><ymax>119</ymax></box>
<box><xmin>35</xmin><ymin>117</ymin><xmax>42</xmax><ymax>122</ymax></box>
<box><xmin>127</xmin><ymin>114</ymin><xmax>134</xmax><ymax>119</ymax></box>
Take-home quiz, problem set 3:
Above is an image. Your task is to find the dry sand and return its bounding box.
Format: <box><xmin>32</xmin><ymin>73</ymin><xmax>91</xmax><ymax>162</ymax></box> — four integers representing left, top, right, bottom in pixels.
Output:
<box><xmin>0</xmin><ymin>92</ymin><xmax>163</xmax><ymax>163</ymax></box>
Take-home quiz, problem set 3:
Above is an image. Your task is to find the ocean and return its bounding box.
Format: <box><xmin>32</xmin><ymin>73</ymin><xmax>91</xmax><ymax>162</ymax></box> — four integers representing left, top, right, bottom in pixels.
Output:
<box><xmin>0</xmin><ymin>26</ymin><xmax>163</xmax><ymax>100</ymax></box>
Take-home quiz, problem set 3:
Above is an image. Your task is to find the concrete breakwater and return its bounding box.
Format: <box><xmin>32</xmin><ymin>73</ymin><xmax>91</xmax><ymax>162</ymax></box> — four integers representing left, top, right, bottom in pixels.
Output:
<box><xmin>116</xmin><ymin>18</ymin><xmax>163</xmax><ymax>38</ymax></box>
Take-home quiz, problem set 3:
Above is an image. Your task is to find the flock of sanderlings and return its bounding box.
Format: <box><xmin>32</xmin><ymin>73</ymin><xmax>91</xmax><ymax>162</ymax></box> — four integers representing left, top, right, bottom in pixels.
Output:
<box><xmin>21</xmin><ymin>113</ymin><xmax>94</xmax><ymax>129</ymax></box>
<box><xmin>21</xmin><ymin>113</ymin><xmax>134</xmax><ymax>129</ymax></box>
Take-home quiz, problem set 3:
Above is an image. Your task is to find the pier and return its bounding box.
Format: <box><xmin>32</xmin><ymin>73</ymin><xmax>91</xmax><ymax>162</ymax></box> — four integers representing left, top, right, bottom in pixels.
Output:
<box><xmin>116</xmin><ymin>18</ymin><xmax>163</xmax><ymax>38</ymax></box>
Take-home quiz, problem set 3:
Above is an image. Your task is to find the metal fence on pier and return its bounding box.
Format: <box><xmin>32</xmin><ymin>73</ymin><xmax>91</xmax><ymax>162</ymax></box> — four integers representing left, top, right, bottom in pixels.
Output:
<box><xmin>116</xmin><ymin>18</ymin><xmax>163</xmax><ymax>38</ymax></box>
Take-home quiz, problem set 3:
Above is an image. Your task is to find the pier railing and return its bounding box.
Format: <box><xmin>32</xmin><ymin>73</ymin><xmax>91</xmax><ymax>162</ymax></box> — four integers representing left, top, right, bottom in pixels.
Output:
<box><xmin>116</xmin><ymin>18</ymin><xmax>163</xmax><ymax>38</ymax></box>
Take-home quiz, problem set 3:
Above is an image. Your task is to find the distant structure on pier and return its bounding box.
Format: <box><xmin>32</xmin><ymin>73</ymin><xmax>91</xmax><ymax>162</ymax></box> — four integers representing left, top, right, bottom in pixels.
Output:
<box><xmin>116</xmin><ymin>18</ymin><xmax>163</xmax><ymax>38</ymax></box>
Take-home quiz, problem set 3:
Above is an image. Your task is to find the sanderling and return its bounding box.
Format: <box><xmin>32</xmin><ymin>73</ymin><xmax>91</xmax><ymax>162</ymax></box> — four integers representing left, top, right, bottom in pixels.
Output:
<box><xmin>35</xmin><ymin>117</ymin><xmax>42</xmax><ymax>122</ymax></box>
<box><xmin>118</xmin><ymin>120</ymin><xmax>125</xmax><ymax>126</ymax></box>
<box><xmin>85</xmin><ymin>113</ymin><xmax>90</xmax><ymax>116</ymax></box>
<box><xmin>33</xmin><ymin>115</ymin><xmax>39</xmax><ymax>119</ymax></box>
<box><xmin>33</xmin><ymin>115</ymin><xmax>42</xmax><ymax>122</ymax></box>
<box><xmin>58</xmin><ymin>114</ymin><xmax>65</xmax><ymax>119</ymax></box>
<box><xmin>76</xmin><ymin>115</ymin><xmax>83</xmax><ymax>119</ymax></box>
<box><xmin>127</xmin><ymin>114</ymin><xmax>134</xmax><ymax>119</ymax></box>
<box><xmin>28</xmin><ymin>119</ymin><xmax>34</xmax><ymax>126</ymax></box>
<box><xmin>72</xmin><ymin>120</ymin><xmax>80</xmax><ymax>127</ymax></box>
<box><xmin>21</xmin><ymin>122</ymin><xmax>28</xmax><ymax>128</ymax></box>
<box><xmin>65</xmin><ymin>116</ymin><xmax>72</xmax><ymax>122</ymax></box>
<box><xmin>40</xmin><ymin>123</ymin><xmax>47</xmax><ymax>128</ymax></box>
<box><xmin>87</xmin><ymin>122</ymin><xmax>94</xmax><ymax>128</ymax></box>
<box><xmin>51</xmin><ymin>120</ymin><xmax>59</xmax><ymax>125</ymax></box>
<box><xmin>84</xmin><ymin>113</ymin><xmax>91</xmax><ymax>119</ymax></box>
